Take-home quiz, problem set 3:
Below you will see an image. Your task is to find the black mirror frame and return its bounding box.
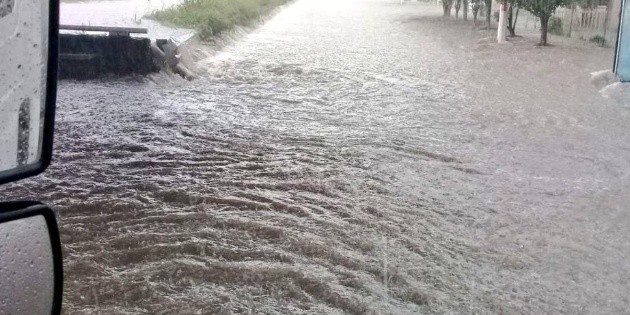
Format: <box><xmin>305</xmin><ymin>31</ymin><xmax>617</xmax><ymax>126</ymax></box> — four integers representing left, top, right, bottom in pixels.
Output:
<box><xmin>0</xmin><ymin>201</ymin><xmax>63</xmax><ymax>315</ymax></box>
<box><xmin>0</xmin><ymin>0</ymin><xmax>59</xmax><ymax>186</ymax></box>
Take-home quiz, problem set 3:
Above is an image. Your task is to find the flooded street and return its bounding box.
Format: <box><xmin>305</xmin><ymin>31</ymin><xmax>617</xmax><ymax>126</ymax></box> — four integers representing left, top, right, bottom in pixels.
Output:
<box><xmin>4</xmin><ymin>0</ymin><xmax>630</xmax><ymax>313</ymax></box>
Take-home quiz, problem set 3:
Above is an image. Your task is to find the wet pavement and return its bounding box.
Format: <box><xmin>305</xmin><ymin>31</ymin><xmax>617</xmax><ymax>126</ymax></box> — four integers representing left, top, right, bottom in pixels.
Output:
<box><xmin>3</xmin><ymin>0</ymin><xmax>630</xmax><ymax>313</ymax></box>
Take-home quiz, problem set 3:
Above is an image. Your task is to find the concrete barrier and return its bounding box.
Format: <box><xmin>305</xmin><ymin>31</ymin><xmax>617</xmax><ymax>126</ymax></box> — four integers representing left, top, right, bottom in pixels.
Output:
<box><xmin>59</xmin><ymin>32</ymin><xmax>157</xmax><ymax>80</ymax></box>
<box><xmin>58</xmin><ymin>25</ymin><xmax>200</xmax><ymax>80</ymax></box>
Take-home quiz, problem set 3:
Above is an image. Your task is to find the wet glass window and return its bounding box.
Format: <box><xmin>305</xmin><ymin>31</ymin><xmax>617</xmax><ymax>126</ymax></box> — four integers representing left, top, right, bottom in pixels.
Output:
<box><xmin>0</xmin><ymin>0</ymin><xmax>48</xmax><ymax>172</ymax></box>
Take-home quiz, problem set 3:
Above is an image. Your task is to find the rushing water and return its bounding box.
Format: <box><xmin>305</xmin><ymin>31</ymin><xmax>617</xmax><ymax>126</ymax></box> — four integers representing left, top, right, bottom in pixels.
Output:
<box><xmin>60</xmin><ymin>0</ymin><xmax>192</xmax><ymax>39</ymax></box>
<box><xmin>4</xmin><ymin>0</ymin><xmax>630</xmax><ymax>313</ymax></box>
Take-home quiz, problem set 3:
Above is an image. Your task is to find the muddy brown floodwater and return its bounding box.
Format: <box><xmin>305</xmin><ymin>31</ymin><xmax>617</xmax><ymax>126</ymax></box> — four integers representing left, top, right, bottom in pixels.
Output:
<box><xmin>3</xmin><ymin>0</ymin><xmax>630</xmax><ymax>314</ymax></box>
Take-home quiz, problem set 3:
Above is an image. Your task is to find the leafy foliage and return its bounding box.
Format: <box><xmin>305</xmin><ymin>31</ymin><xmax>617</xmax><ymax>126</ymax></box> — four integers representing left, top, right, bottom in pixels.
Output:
<box><xmin>575</xmin><ymin>0</ymin><xmax>604</xmax><ymax>9</ymax></box>
<box><xmin>470</xmin><ymin>0</ymin><xmax>483</xmax><ymax>23</ymax></box>
<box><xmin>589</xmin><ymin>35</ymin><xmax>607</xmax><ymax>46</ymax></box>
<box><xmin>485</xmin><ymin>0</ymin><xmax>492</xmax><ymax>28</ymax></box>
<box><xmin>518</xmin><ymin>0</ymin><xmax>572</xmax><ymax>44</ymax></box>
<box><xmin>519</xmin><ymin>0</ymin><xmax>571</xmax><ymax>19</ymax></box>
<box><xmin>506</xmin><ymin>3</ymin><xmax>520</xmax><ymax>36</ymax></box>
<box><xmin>152</xmin><ymin>0</ymin><xmax>290</xmax><ymax>40</ymax></box>
<box><xmin>442</xmin><ymin>0</ymin><xmax>454</xmax><ymax>16</ymax></box>
<box><xmin>549</xmin><ymin>16</ymin><xmax>563</xmax><ymax>34</ymax></box>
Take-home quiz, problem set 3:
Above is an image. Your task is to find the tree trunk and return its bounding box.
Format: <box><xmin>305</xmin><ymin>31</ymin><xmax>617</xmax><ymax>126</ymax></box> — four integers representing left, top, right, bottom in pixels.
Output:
<box><xmin>507</xmin><ymin>5</ymin><xmax>518</xmax><ymax>36</ymax></box>
<box><xmin>603</xmin><ymin>0</ymin><xmax>611</xmax><ymax>40</ymax></box>
<box><xmin>568</xmin><ymin>5</ymin><xmax>575</xmax><ymax>37</ymax></box>
<box><xmin>455</xmin><ymin>0</ymin><xmax>461</xmax><ymax>19</ymax></box>
<box><xmin>507</xmin><ymin>5</ymin><xmax>514</xmax><ymax>36</ymax></box>
<box><xmin>443</xmin><ymin>2</ymin><xmax>452</xmax><ymax>16</ymax></box>
<box><xmin>463</xmin><ymin>0</ymin><xmax>468</xmax><ymax>21</ymax></box>
<box><xmin>485</xmin><ymin>0</ymin><xmax>492</xmax><ymax>29</ymax></box>
<box><xmin>513</xmin><ymin>7</ymin><xmax>519</xmax><ymax>34</ymax></box>
<box><xmin>540</xmin><ymin>15</ymin><xmax>550</xmax><ymax>45</ymax></box>
<box><xmin>473</xmin><ymin>8</ymin><xmax>479</xmax><ymax>25</ymax></box>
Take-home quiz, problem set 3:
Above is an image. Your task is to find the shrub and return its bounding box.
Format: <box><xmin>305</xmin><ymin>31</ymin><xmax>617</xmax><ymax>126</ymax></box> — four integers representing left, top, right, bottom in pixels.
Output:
<box><xmin>152</xmin><ymin>0</ymin><xmax>290</xmax><ymax>40</ymax></box>
<box><xmin>549</xmin><ymin>17</ymin><xmax>563</xmax><ymax>35</ymax></box>
<box><xmin>589</xmin><ymin>35</ymin><xmax>607</xmax><ymax>47</ymax></box>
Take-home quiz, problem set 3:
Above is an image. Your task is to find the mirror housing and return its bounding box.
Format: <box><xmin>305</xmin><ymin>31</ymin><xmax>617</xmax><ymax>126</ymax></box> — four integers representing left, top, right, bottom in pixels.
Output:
<box><xmin>0</xmin><ymin>202</ymin><xmax>63</xmax><ymax>315</ymax></box>
<box><xmin>0</xmin><ymin>0</ymin><xmax>59</xmax><ymax>185</ymax></box>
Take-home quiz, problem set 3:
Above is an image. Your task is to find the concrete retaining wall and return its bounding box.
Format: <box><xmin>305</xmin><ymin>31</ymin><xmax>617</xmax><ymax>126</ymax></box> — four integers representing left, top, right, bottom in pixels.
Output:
<box><xmin>59</xmin><ymin>34</ymin><xmax>158</xmax><ymax>80</ymax></box>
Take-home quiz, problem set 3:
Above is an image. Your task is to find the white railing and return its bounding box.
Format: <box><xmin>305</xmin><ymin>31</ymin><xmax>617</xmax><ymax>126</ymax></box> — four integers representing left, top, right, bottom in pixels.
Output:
<box><xmin>555</xmin><ymin>6</ymin><xmax>612</xmax><ymax>40</ymax></box>
<box><xmin>516</xmin><ymin>5</ymin><xmax>618</xmax><ymax>45</ymax></box>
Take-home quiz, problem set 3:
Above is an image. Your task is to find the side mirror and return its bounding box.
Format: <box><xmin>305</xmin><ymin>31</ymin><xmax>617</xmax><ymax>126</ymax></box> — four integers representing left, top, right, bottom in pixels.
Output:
<box><xmin>0</xmin><ymin>202</ymin><xmax>63</xmax><ymax>314</ymax></box>
<box><xmin>1</xmin><ymin>1</ymin><xmax>62</xmax><ymax>314</ymax></box>
<box><xmin>0</xmin><ymin>0</ymin><xmax>59</xmax><ymax>185</ymax></box>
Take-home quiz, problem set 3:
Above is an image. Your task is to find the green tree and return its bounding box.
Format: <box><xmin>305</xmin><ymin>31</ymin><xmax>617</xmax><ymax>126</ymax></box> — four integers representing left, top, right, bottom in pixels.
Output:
<box><xmin>455</xmin><ymin>0</ymin><xmax>462</xmax><ymax>18</ymax></box>
<box><xmin>463</xmin><ymin>0</ymin><xmax>469</xmax><ymax>20</ymax></box>
<box><xmin>485</xmin><ymin>0</ymin><xmax>492</xmax><ymax>29</ymax></box>
<box><xmin>471</xmin><ymin>0</ymin><xmax>482</xmax><ymax>25</ymax></box>
<box><xmin>443</xmin><ymin>0</ymin><xmax>454</xmax><ymax>16</ymax></box>
<box><xmin>575</xmin><ymin>0</ymin><xmax>599</xmax><ymax>8</ymax></box>
<box><xmin>506</xmin><ymin>0</ymin><xmax>521</xmax><ymax>36</ymax></box>
<box><xmin>519</xmin><ymin>0</ymin><xmax>572</xmax><ymax>45</ymax></box>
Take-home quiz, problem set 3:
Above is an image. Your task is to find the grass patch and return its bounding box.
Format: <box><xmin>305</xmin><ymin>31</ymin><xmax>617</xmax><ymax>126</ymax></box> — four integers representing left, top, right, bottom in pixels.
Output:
<box><xmin>151</xmin><ymin>0</ymin><xmax>290</xmax><ymax>40</ymax></box>
<box><xmin>589</xmin><ymin>35</ymin><xmax>607</xmax><ymax>47</ymax></box>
